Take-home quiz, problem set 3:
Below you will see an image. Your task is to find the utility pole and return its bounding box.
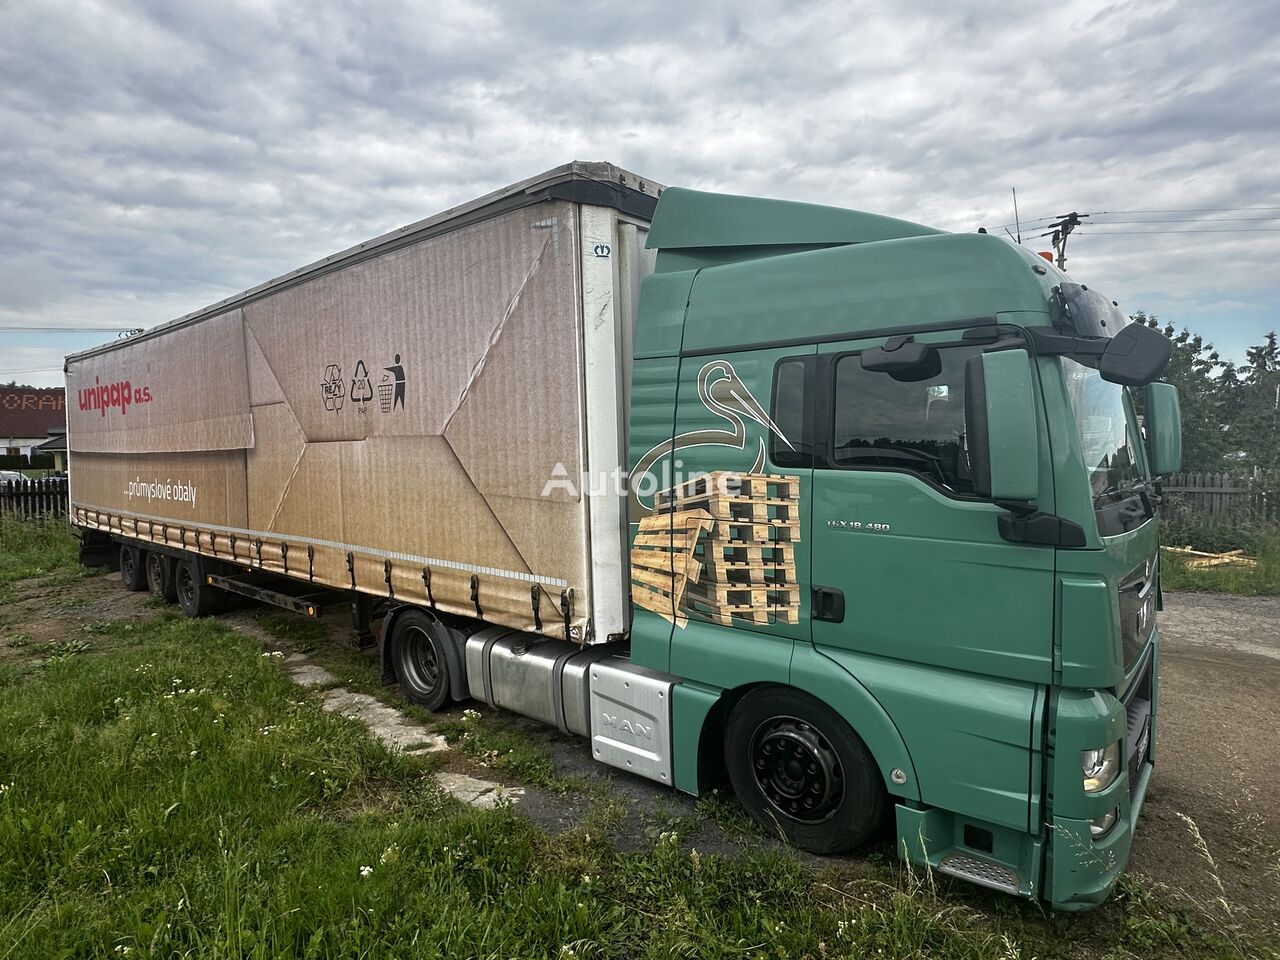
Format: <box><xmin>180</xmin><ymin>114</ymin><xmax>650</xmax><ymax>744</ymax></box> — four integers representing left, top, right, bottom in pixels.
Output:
<box><xmin>1041</xmin><ymin>212</ymin><xmax>1088</xmax><ymax>271</ymax></box>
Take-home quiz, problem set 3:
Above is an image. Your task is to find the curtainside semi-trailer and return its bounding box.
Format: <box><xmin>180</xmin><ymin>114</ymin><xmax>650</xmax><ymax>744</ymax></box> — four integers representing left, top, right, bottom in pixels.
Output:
<box><xmin>65</xmin><ymin>161</ymin><xmax>1182</xmax><ymax>910</ymax></box>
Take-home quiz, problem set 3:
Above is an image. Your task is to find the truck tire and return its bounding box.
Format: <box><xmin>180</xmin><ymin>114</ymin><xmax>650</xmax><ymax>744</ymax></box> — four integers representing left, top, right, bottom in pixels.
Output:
<box><xmin>389</xmin><ymin>610</ymin><xmax>454</xmax><ymax>711</ymax></box>
<box><xmin>120</xmin><ymin>544</ymin><xmax>148</xmax><ymax>592</ymax></box>
<box><xmin>725</xmin><ymin>687</ymin><xmax>886</xmax><ymax>854</ymax></box>
<box><xmin>175</xmin><ymin>556</ymin><xmax>221</xmax><ymax>618</ymax></box>
<box><xmin>145</xmin><ymin>551</ymin><xmax>178</xmax><ymax>603</ymax></box>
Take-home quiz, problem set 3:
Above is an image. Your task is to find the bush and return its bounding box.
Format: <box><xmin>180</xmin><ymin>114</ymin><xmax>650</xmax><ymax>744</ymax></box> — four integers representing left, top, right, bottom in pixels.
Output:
<box><xmin>1160</xmin><ymin>501</ymin><xmax>1270</xmax><ymax>555</ymax></box>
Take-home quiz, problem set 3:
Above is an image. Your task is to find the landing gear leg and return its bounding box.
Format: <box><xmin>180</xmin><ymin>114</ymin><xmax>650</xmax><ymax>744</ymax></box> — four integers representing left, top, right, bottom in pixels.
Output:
<box><xmin>350</xmin><ymin>593</ymin><xmax>375</xmax><ymax>650</ymax></box>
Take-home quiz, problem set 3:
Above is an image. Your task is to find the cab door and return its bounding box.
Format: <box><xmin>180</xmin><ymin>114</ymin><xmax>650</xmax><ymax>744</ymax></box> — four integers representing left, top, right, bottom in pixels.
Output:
<box><xmin>806</xmin><ymin>329</ymin><xmax>1053</xmax><ymax>831</ymax></box>
<box><xmin>641</xmin><ymin>345</ymin><xmax>816</xmax><ymax>686</ymax></box>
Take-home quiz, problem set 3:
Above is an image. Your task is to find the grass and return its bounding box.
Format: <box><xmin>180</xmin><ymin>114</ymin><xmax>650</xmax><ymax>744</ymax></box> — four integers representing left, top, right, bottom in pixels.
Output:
<box><xmin>2</xmin><ymin>518</ymin><xmax>1277</xmax><ymax>958</ymax></box>
<box><xmin>0</xmin><ymin>614</ymin><xmax>1044</xmax><ymax>960</ymax></box>
<box><xmin>436</xmin><ymin>708</ymin><xmax>586</xmax><ymax>794</ymax></box>
<box><xmin>1157</xmin><ymin>507</ymin><xmax>1280</xmax><ymax>595</ymax></box>
<box><xmin>1160</xmin><ymin>534</ymin><xmax>1280</xmax><ymax>595</ymax></box>
<box><xmin>0</xmin><ymin>517</ymin><xmax>82</xmax><ymax>603</ymax></box>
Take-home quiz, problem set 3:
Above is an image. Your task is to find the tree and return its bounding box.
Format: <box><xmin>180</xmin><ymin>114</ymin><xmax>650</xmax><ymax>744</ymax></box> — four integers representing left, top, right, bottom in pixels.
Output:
<box><xmin>1234</xmin><ymin>331</ymin><xmax>1280</xmax><ymax>471</ymax></box>
<box><xmin>1133</xmin><ymin>312</ymin><xmax>1230</xmax><ymax>471</ymax></box>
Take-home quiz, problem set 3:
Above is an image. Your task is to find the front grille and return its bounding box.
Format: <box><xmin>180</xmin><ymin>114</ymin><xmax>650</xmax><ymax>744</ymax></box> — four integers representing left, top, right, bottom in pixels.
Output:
<box><xmin>1122</xmin><ymin>646</ymin><xmax>1154</xmax><ymax>793</ymax></box>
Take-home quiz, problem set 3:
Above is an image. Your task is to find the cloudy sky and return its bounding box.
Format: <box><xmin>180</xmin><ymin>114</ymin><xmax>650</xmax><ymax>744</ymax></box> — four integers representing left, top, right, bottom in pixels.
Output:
<box><xmin>2</xmin><ymin>0</ymin><xmax>1278</xmax><ymax>388</ymax></box>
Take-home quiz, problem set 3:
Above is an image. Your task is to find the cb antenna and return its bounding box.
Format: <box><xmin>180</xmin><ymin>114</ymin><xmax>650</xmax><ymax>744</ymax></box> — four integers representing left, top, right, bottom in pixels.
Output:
<box><xmin>1012</xmin><ymin>187</ymin><xmax>1022</xmax><ymax>244</ymax></box>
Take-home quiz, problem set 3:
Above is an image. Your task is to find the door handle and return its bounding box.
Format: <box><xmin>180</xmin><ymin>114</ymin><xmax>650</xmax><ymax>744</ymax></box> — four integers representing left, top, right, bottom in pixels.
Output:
<box><xmin>811</xmin><ymin>585</ymin><xmax>845</xmax><ymax>623</ymax></box>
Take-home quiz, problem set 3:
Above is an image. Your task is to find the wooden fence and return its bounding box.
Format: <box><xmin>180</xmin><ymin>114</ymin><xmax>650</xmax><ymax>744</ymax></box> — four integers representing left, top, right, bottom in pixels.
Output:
<box><xmin>0</xmin><ymin>477</ymin><xmax>69</xmax><ymax>521</ymax></box>
<box><xmin>1162</xmin><ymin>470</ymin><xmax>1278</xmax><ymax>524</ymax></box>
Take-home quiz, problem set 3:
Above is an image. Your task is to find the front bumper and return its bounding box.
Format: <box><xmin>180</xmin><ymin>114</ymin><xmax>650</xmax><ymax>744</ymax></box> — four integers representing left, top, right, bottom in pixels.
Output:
<box><xmin>1048</xmin><ymin>638</ymin><xmax>1158</xmax><ymax>910</ymax></box>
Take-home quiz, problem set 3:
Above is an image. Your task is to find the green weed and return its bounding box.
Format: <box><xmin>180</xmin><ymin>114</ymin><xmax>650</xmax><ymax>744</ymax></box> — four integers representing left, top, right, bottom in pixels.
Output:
<box><xmin>436</xmin><ymin>708</ymin><xmax>581</xmax><ymax>793</ymax></box>
<box><xmin>253</xmin><ymin>610</ymin><xmax>328</xmax><ymax>649</ymax></box>
<box><xmin>1160</xmin><ymin>534</ymin><xmax>1280</xmax><ymax>595</ymax></box>
<box><xmin>0</xmin><ymin>518</ymin><xmax>81</xmax><ymax>603</ymax></box>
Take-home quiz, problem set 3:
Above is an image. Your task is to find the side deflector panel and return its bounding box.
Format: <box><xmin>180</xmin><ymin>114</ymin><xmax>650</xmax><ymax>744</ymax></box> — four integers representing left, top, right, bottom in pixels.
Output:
<box><xmin>588</xmin><ymin>658</ymin><xmax>675</xmax><ymax>785</ymax></box>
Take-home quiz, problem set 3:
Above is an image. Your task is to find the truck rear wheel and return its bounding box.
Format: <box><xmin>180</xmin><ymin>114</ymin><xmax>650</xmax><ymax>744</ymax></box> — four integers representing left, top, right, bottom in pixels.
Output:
<box><xmin>725</xmin><ymin>687</ymin><xmax>886</xmax><ymax>854</ymax></box>
<box><xmin>146</xmin><ymin>552</ymin><xmax>177</xmax><ymax>603</ymax></box>
<box><xmin>389</xmin><ymin>610</ymin><xmax>453</xmax><ymax>711</ymax></box>
<box><xmin>175</xmin><ymin>556</ymin><xmax>221</xmax><ymax>618</ymax></box>
<box><xmin>120</xmin><ymin>544</ymin><xmax>148</xmax><ymax>592</ymax></box>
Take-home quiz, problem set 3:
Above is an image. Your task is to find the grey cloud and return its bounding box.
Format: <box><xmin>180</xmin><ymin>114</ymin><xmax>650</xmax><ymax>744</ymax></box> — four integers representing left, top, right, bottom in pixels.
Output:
<box><xmin>0</xmin><ymin>0</ymin><xmax>1276</xmax><ymax>386</ymax></box>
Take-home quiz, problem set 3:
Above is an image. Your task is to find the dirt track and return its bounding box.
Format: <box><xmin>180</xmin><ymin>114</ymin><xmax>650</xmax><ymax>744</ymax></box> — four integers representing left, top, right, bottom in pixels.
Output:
<box><xmin>1126</xmin><ymin>592</ymin><xmax>1280</xmax><ymax>926</ymax></box>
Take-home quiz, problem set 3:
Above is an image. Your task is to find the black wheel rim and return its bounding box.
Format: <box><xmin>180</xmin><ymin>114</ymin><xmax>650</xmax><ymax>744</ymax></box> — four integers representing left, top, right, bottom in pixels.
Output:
<box><xmin>147</xmin><ymin>554</ymin><xmax>162</xmax><ymax>590</ymax></box>
<box><xmin>399</xmin><ymin>625</ymin><xmax>440</xmax><ymax>694</ymax></box>
<box><xmin>122</xmin><ymin>550</ymin><xmax>136</xmax><ymax>582</ymax></box>
<box><xmin>177</xmin><ymin>565</ymin><xmax>196</xmax><ymax>609</ymax></box>
<box><xmin>750</xmin><ymin>715</ymin><xmax>845</xmax><ymax>824</ymax></box>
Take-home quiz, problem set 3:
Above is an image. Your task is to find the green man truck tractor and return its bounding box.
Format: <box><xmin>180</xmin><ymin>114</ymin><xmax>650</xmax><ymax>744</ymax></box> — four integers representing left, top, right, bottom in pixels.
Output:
<box><xmin>66</xmin><ymin>161</ymin><xmax>1182</xmax><ymax>909</ymax></box>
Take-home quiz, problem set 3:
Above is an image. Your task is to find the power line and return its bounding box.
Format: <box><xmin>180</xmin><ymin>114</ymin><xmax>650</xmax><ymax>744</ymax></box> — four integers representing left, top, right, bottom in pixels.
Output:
<box><xmin>1094</xmin><ymin>206</ymin><xmax>1280</xmax><ymax>215</ymax></box>
<box><xmin>1078</xmin><ymin>227</ymin><xmax>1280</xmax><ymax>234</ymax></box>
<box><xmin>990</xmin><ymin>205</ymin><xmax>1280</xmax><ymax>231</ymax></box>
<box><xmin>1089</xmin><ymin>216</ymin><xmax>1280</xmax><ymax>224</ymax></box>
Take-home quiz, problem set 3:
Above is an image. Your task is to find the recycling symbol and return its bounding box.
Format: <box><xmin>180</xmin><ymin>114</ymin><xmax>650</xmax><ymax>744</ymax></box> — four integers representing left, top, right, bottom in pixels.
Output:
<box><xmin>321</xmin><ymin>364</ymin><xmax>345</xmax><ymax>412</ymax></box>
<box><xmin>350</xmin><ymin>359</ymin><xmax>373</xmax><ymax>412</ymax></box>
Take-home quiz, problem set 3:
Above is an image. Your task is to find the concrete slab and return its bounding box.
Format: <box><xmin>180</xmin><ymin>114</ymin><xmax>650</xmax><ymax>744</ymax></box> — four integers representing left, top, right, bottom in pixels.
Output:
<box><xmin>285</xmin><ymin>654</ymin><xmax>338</xmax><ymax>687</ymax></box>
<box><xmin>434</xmin><ymin>771</ymin><xmax>525</xmax><ymax>808</ymax></box>
<box><xmin>320</xmin><ymin>687</ymin><xmax>448</xmax><ymax>754</ymax></box>
<box><xmin>275</xmin><ymin>651</ymin><xmax>515</xmax><ymax>807</ymax></box>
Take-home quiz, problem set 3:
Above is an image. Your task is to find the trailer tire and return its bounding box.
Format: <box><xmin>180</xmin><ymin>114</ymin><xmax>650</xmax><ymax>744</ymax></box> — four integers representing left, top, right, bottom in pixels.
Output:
<box><xmin>120</xmin><ymin>545</ymin><xmax>148</xmax><ymax>592</ymax></box>
<box><xmin>175</xmin><ymin>556</ymin><xmax>221</xmax><ymax>618</ymax></box>
<box><xmin>389</xmin><ymin>610</ymin><xmax>454</xmax><ymax>711</ymax></box>
<box><xmin>145</xmin><ymin>551</ymin><xmax>177</xmax><ymax>603</ymax></box>
<box><xmin>725</xmin><ymin>687</ymin><xmax>885</xmax><ymax>855</ymax></box>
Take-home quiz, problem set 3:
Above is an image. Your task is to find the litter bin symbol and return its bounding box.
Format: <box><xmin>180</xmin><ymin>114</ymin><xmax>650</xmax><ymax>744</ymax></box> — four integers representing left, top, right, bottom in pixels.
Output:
<box><xmin>378</xmin><ymin>378</ymin><xmax>394</xmax><ymax>413</ymax></box>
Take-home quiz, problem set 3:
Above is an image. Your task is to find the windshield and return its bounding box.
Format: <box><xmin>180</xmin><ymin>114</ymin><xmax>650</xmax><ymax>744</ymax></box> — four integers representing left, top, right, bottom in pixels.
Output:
<box><xmin>1062</xmin><ymin>357</ymin><xmax>1144</xmax><ymax>511</ymax></box>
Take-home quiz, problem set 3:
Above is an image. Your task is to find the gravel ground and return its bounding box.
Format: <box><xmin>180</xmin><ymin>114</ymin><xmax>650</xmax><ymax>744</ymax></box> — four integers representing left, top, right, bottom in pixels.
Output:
<box><xmin>1125</xmin><ymin>592</ymin><xmax>1280</xmax><ymax>928</ymax></box>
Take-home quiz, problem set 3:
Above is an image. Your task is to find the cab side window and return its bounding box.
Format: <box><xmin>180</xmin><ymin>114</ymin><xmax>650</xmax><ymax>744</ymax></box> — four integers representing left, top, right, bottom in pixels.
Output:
<box><xmin>770</xmin><ymin>356</ymin><xmax>814</xmax><ymax>468</ymax></box>
<box><xmin>829</xmin><ymin>344</ymin><xmax>983</xmax><ymax>494</ymax></box>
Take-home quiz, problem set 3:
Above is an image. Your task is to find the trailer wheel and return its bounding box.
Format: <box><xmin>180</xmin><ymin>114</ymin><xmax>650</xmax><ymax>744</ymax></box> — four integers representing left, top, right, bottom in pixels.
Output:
<box><xmin>725</xmin><ymin>687</ymin><xmax>886</xmax><ymax>854</ymax></box>
<box><xmin>389</xmin><ymin>610</ymin><xmax>453</xmax><ymax>711</ymax></box>
<box><xmin>145</xmin><ymin>552</ymin><xmax>177</xmax><ymax>603</ymax></box>
<box><xmin>175</xmin><ymin>557</ymin><xmax>221</xmax><ymax>618</ymax></box>
<box><xmin>120</xmin><ymin>545</ymin><xmax>148</xmax><ymax>592</ymax></box>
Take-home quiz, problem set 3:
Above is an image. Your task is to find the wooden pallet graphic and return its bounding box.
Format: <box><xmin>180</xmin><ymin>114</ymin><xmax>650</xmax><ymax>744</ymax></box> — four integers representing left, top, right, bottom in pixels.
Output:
<box><xmin>655</xmin><ymin>472</ymin><xmax>799</xmax><ymax>507</ymax></box>
<box><xmin>683</xmin><ymin>588</ymin><xmax>802</xmax><ymax>626</ymax></box>
<box><xmin>629</xmin><ymin>509</ymin><xmax>715</xmax><ymax>627</ymax></box>
<box><xmin>695</xmin><ymin>541</ymin><xmax>795</xmax><ymax>566</ymax></box>
<box><xmin>642</xmin><ymin>471</ymin><xmax>803</xmax><ymax>628</ymax></box>
<box><xmin>714</xmin><ymin>518</ymin><xmax>802</xmax><ymax>544</ymax></box>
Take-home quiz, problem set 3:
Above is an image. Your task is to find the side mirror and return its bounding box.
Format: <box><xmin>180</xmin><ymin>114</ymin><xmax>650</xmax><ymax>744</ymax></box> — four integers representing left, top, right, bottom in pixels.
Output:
<box><xmin>965</xmin><ymin>349</ymin><xmax>1039</xmax><ymax>502</ymax></box>
<box><xmin>1099</xmin><ymin>323</ymin><xmax>1173</xmax><ymax>386</ymax></box>
<box><xmin>1145</xmin><ymin>382</ymin><xmax>1182</xmax><ymax>475</ymax></box>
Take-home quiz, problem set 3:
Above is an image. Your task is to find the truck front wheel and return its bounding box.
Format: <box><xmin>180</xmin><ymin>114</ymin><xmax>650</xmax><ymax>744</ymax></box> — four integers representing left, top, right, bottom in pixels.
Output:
<box><xmin>389</xmin><ymin>610</ymin><xmax>453</xmax><ymax>711</ymax></box>
<box><xmin>120</xmin><ymin>544</ymin><xmax>148</xmax><ymax>592</ymax></box>
<box><xmin>725</xmin><ymin>687</ymin><xmax>886</xmax><ymax>854</ymax></box>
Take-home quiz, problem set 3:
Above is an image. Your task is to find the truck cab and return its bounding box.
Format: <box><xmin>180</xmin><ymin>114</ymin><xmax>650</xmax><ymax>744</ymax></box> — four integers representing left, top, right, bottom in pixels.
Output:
<box><xmin>626</xmin><ymin>188</ymin><xmax>1182</xmax><ymax>909</ymax></box>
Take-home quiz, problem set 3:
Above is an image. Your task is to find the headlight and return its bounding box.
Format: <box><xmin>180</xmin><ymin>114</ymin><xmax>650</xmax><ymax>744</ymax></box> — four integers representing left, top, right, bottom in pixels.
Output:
<box><xmin>1090</xmin><ymin>807</ymin><xmax>1119</xmax><ymax>840</ymax></box>
<box><xmin>1081</xmin><ymin>741</ymin><xmax>1121</xmax><ymax>793</ymax></box>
